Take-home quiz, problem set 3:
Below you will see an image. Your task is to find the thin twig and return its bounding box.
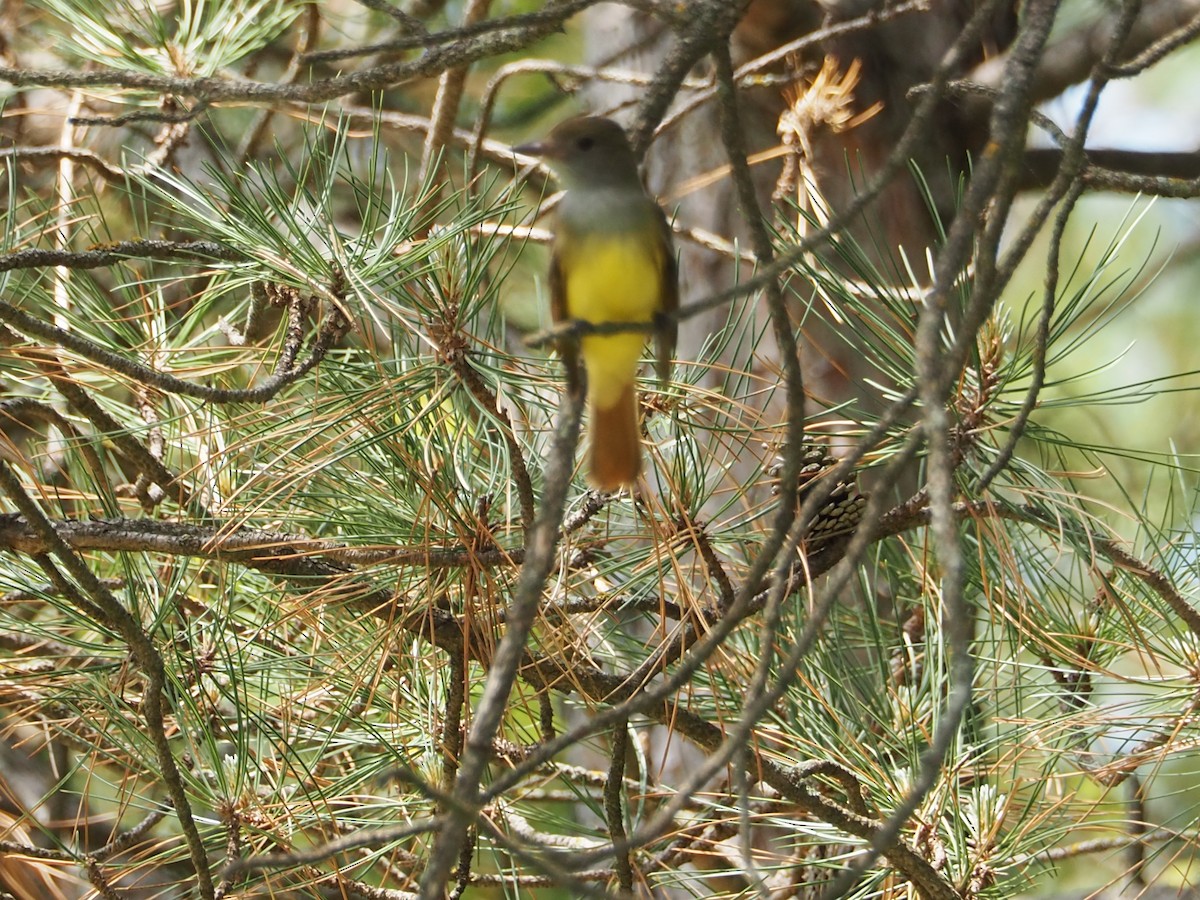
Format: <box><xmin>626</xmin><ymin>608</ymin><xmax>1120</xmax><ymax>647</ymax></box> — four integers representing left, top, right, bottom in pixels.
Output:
<box><xmin>0</xmin><ymin>146</ymin><xmax>128</xmax><ymax>182</ymax></box>
<box><xmin>0</xmin><ymin>240</ymin><xmax>244</xmax><ymax>272</ymax></box>
<box><xmin>0</xmin><ymin>460</ymin><xmax>216</xmax><ymax>898</ymax></box>
<box><xmin>225</xmin><ymin>819</ymin><xmax>444</xmax><ymax>875</ymax></box>
<box><xmin>419</xmin><ymin>0</ymin><xmax>493</xmax><ymax>188</ymax></box>
<box><xmin>416</xmin><ymin>388</ymin><xmax>583</xmax><ymax>898</ymax></box>
<box><xmin>824</xmin><ymin>1</ymin><xmax>1064</xmax><ymax>892</ymax></box>
<box><xmin>236</xmin><ymin>3</ymin><xmax>321</xmax><ymax>165</ymax></box>
<box><xmin>0</xmin><ymin>516</ymin><xmax>523</xmax><ymax>572</ymax></box>
<box><xmin>0</xmin><ymin>298</ymin><xmax>349</xmax><ymax>404</ymax></box>
<box><xmin>654</xmin><ymin>0</ymin><xmax>930</xmax><ymax>139</ymax></box>
<box><xmin>0</xmin><ymin>3</ymin><xmax>597</xmax><ymax>104</ymax></box>
<box><xmin>604</xmin><ymin>719</ymin><xmax>634</xmax><ymax>893</ymax></box>
<box><xmin>301</xmin><ymin>0</ymin><xmax>599</xmax><ymax>64</ymax></box>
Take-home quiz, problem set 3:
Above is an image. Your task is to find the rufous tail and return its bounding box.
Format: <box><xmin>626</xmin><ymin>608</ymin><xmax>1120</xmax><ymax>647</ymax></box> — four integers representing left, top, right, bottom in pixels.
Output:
<box><xmin>588</xmin><ymin>382</ymin><xmax>640</xmax><ymax>490</ymax></box>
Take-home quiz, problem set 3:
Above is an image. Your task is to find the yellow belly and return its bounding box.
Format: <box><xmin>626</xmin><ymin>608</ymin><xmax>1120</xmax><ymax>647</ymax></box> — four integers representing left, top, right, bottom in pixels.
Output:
<box><xmin>563</xmin><ymin>236</ymin><xmax>663</xmax><ymax>409</ymax></box>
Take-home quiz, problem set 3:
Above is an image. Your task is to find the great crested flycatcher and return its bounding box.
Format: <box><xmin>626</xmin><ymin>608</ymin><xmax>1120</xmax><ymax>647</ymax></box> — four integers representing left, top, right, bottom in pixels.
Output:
<box><xmin>516</xmin><ymin>116</ymin><xmax>678</xmax><ymax>490</ymax></box>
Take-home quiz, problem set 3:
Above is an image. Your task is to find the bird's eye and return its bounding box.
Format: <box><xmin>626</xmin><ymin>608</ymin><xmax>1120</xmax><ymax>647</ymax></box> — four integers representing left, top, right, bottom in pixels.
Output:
<box><xmin>577</xmin><ymin>136</ymin><xmax>595</xmax><ymax>151</ymax></box>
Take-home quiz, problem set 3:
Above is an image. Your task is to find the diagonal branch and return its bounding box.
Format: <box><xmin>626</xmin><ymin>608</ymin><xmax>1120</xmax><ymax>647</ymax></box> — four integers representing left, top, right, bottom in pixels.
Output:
<box><xmin>415</xmin><ymin>389</ymin><xmax>583</xmax><ymax>899</ymax></box>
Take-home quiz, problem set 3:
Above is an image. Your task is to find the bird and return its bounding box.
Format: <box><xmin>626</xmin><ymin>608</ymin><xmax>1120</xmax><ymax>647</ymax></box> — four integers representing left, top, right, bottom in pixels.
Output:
<box><xmin>515</xmin><ymin>116</ymin><xmax>677</xmax><ymax>491</ymax></box>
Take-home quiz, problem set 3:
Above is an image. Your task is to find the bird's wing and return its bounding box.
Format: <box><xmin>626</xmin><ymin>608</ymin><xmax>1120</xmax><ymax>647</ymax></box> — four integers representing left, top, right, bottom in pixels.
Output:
<box><xmin>549</xmin><ymin>239</ymin><xmax>582</xmax><ymax>396</ymax></box>
<box><xmin>655</xmin><ymin>204</ymin><xmax>678</xmax><ymax>387</ymax></box>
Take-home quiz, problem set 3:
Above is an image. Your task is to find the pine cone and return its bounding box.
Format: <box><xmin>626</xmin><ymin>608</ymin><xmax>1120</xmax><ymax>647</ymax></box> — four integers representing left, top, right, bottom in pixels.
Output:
<box><xmin>766</xmin><ymin>443</ymin><xmax>867</xmax><ymax>547</ymax></box>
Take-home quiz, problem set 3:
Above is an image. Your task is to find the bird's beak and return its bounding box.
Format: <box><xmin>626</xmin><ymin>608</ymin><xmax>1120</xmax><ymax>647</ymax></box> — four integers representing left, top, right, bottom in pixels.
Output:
<box><xmin>512</xmin><ymin>140</ymin><xmax>545</xmax><ymax>157</ymax></box>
